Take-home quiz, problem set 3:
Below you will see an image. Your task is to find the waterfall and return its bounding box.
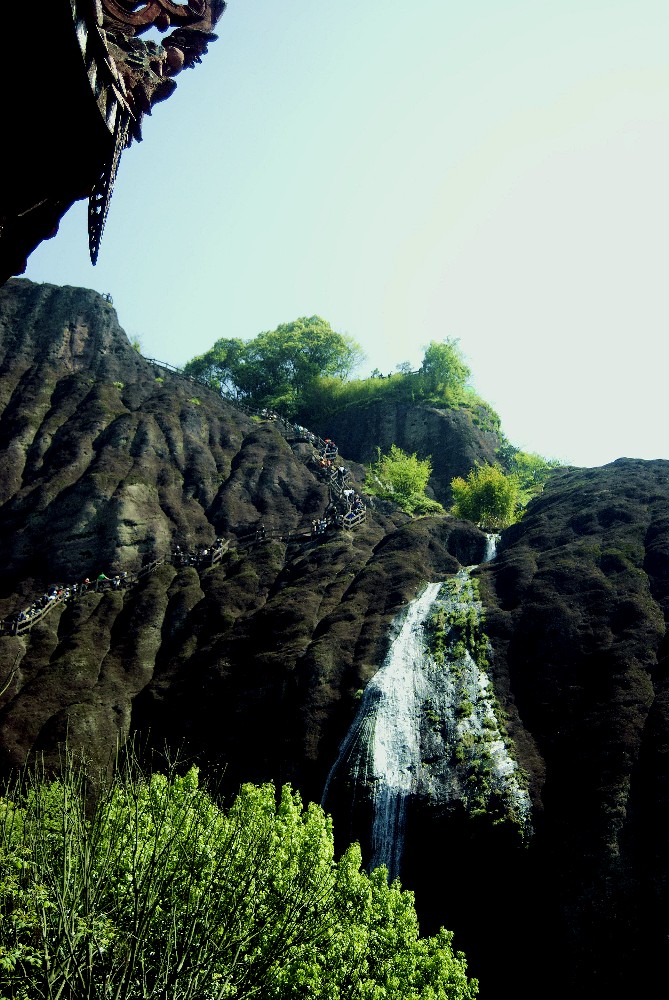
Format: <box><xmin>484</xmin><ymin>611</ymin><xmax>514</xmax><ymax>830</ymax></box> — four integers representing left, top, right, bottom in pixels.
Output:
<box><xmin>322</xmin><ymin>582</ymin><xmax>441</xmax><ymax>881</ymax></box>
<box><xmin>323</xmin><ymin>534</ymin><xmax>531</xmax><ymax>880</ymax></box>
<box><xmin>483</xmin><ymin>533</ymin><xmax>500</xmax><ymax>563</ymax></box>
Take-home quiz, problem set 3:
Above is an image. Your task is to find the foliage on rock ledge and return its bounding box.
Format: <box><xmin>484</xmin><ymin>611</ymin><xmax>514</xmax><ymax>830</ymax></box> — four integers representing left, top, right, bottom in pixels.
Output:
<box><xmin>422</xmin><ymin>575</ymin><xmax>531</xmax><ymax>836</ymax></box>
<box><xmin>365</xmin><ymin>445</ymin><xmax>445</xmax><ymax>516</ymax></box>
<box><xmin>450</xmin><ymin>450</ymin><xmax>560</xmax><ymax>530</ymax></box>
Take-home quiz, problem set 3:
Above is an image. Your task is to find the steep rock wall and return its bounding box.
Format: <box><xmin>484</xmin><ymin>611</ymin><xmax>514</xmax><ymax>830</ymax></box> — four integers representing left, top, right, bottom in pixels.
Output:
<box><xmin>308</xmin><ymin>398</ymin><xmax>501</xmax><ymax>505</ymax></box>
<box><xmin>467</xmin><ymin>460</ymin><xmax>669</xmax><ymax>998</ymax></box>
<box><xmin>0</xmin><ymin>279</ymin><xmax>487</xmax><ymax>800</ymax></box>
<box><xmin>1</xmin><ymin>280</ymin><xmax>669</xmax><ymax>999</ymax></box>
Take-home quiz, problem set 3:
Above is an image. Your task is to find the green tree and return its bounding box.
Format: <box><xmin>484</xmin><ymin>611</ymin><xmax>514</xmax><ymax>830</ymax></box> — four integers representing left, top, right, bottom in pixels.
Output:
<box><xmin>497</xmin><ymin>444</ymin><xmax>561</xmax><ymax>505</ymax></box>
<box><xmin>419</xmin><ymin>339</ymin><xmax>471</xmax><ymax>399</ymax></box>
<box><xmin>182</xmin><ymin>337</ymin><xmax>247</xmax><ymax>396</ymax></box>
<box><xmin>0</xmin><ymin>756</ymin><xmax>477</xmax><ymax>1000</ymax></box>
<box><xmin>450</xmin><ymin>463</ymin><xmax>520</xmax><ymax>530</ymax></box>
<box><xmin>365</xmin><ymin>445</ymin><xmax>444</xmax><ymax>516</ymax></box>
<box><xmin>184</xmin><ymin>318</ymin><xmax>363</xmax><ymax>415</ymax></box>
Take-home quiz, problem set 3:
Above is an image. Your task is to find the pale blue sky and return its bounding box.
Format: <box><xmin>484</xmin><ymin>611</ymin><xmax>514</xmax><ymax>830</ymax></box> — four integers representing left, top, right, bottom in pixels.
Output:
<box><xmin>25</xmin><ymin>1</ymin><xmax>669</xmax><ymax>467</ymax></box>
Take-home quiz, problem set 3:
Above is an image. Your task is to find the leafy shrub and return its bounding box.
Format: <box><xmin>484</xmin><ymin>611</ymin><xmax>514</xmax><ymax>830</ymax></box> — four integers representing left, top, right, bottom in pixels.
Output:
<box><xmin>496</xmin><ymin>441</ymin><xmax>561</xmax><ymax>503</ymax></box>
<box><xmin>0</xmin><ymin>755</ymin><xmax>478</xmax><ymax>1000</ymax></box>
<box><xmin>450</xmin><ymin>464</ymin><xmax>520</xmax><ymax>530</ymax></box>
<box><xmin>365</xmin><ymin>445</ymin><xmax>444</xmax><ymax>516</ymax></box>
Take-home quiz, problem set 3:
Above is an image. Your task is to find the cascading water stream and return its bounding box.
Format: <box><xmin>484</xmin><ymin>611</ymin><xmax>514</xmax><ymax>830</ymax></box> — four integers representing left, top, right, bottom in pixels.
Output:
<box><xmin>483</xmin><ymin>533</ymin><xmax>500</xmax><ymax>563</ymax></box>
<box><xmin>322</xmin><ymin>582</ymin><xmax>442</xmax><ymax>880</ymax></box>
<box><xmin>322</xmin><ymin>533</ymin><xmax>531</xmax><ymax>881</ymax></box>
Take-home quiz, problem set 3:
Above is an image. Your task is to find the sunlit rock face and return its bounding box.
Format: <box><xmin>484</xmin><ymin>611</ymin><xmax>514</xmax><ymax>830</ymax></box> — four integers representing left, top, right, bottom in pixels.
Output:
<box><xmin>1</xmin><ymin>279</ymin><xmax>669</xmax><ymax>999</ymax></box>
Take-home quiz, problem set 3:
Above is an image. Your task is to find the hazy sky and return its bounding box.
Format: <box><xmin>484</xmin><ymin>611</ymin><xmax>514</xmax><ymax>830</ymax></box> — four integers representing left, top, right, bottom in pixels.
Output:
<box><xmin>25</xmin><ymin>0</ymin><xmax>669</xmax><ymax>467</ymax></box>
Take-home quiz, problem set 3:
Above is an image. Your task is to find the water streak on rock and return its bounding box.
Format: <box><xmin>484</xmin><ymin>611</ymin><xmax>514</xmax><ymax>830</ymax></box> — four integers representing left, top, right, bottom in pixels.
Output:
<box><xmin>323</xmin><ymin>535</ymin><xmax>531</xmax><ymax>880</ymax></box>
<box><xmin>322</xmin><ymin>583</ymin><xmax>441</xmax><ymax>880</ymax></box>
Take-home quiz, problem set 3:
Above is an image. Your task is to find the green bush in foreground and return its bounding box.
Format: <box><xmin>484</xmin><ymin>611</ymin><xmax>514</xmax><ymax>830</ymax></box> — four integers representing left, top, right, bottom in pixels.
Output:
<box><xmin>0</xmin><ymin>758</ymin><xmax>477</xmax><ymax>1000</ymax></box>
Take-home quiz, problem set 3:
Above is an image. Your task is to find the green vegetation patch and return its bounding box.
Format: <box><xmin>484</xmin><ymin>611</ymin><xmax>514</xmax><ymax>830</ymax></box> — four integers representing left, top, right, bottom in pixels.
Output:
<box><xmin>365</xmin><ymin>444</ymin><xmax>444</xmax><ymax>516</ymax></box>
<box><xmin>0</xmin><ymin>754</ymin><xmax>478</xmax><ymax>1000</ymax></box>
<box><xmin>423</xmin><ymin>574</ymin><xmax>531</xmax><ymax>835</ymax></box>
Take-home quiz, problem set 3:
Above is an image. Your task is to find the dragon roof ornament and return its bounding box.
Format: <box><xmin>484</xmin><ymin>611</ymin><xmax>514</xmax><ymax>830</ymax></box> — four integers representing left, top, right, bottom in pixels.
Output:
<box><xmin>101</xmin><ymin>1</ymin><xmax>216</xmax><ymax>34</ymax></box>
<box><xmin>84</xmin><ymin>0</ymin><xmax>225</xmax><ymax>263</ymax></box>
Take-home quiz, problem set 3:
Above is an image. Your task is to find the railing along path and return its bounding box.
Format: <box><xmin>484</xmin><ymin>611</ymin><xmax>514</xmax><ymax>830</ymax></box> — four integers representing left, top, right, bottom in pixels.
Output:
<box><xmin>0</xmin><ymin>361</ymin><xmax>370</xmax><ymax>637</ymax></box>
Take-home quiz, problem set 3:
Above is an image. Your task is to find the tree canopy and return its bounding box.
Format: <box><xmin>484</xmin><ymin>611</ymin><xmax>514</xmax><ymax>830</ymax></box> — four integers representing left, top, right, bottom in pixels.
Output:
<box><xmin>183</xmin><ymin>317</ymin><xmax>363</xmax><ymax>415</ymax></box>
<box><xmin>0</xmin><ymin>757</ymin><xmax>478</xmax><ymax>1000</ymax></box>
<box><xmin>183</xmin><ymin>329</ymin><xmax>494</xmax><ymax>432</ymax></box>
<box><xmin>450</xmin><ymin>464</ymin><xmax>520</xmax><ymax>530</ymax></box>
<box><xmin>497</xmin><ymin>444</ymin><xmax>561</xmax><ymax>506</ymax></box>
<box><xmin>418</xmin><ymin>339</ymin><xmax>471</xmax><ymax>399</ymax></box>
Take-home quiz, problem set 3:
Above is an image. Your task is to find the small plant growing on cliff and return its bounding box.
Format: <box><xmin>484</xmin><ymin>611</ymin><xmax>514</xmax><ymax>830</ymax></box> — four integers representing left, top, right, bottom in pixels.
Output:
<box><xmin>423</xmin><ymin>574</ymin><xmax>531</xmax><ymax>837</ymax></box>
<box><xmin>450</xmin><ymin>463</ymin><xmax>520</xmax><ymax>530</ymax></box>
<box><xmin>365</xmin><ymin>444</ymin><xmax>444</xmax><ymax>515</ymax></box>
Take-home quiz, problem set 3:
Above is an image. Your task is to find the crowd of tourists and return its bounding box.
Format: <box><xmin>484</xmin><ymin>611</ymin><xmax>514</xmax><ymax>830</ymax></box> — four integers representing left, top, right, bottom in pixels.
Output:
<box><xmin>2</xmin><ymin>572</ymin><xmax>130</xmax><ymax>634</ymax></box>
<box><xmin>171</xmin><ymin>540</ymin><xmax>229</xmax><ymax>568</ymax></box>
<box><xmin>310</xmin><ymin>445</ymin><xmax>367</xmax><ymax>537</ymax></box>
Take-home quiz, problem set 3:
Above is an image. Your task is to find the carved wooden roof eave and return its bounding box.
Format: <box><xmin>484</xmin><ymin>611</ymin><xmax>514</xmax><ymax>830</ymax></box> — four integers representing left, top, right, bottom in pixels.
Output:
<box><xmin>0</xmin><ymin>1</ymin><xmax>226</xmax><ymax>283</ymax></box>
<box><xmin>86</xmin><ymin>1</ymin><xmax>225</xmax><ymax>264</ymax></box>
<box><xmin>101</xmin><ymin>1</ymin><xmax>225</xmax><ymax>35</ymax></box>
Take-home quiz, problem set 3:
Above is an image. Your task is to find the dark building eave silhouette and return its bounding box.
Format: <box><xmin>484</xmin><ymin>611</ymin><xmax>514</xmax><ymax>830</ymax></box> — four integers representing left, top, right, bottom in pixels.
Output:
<box><xmin>0</xmin><ymin>0</ymin><xmax>225</xmax><ymax>286</ymax></box>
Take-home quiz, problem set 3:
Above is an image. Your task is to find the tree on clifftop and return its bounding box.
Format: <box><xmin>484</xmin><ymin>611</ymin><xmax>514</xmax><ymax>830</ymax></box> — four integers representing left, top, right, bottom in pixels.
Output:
<box><xmin>184</xmin><ymin>317</ymin><xmax>363</xmax><ymax>415</ymax></box>
<box><xmin>419</xmin><ymin>339</ymin><xmax>471</xmax><ymax>399</ymax></box>
<box><xmin>182</xmin><ymin>336</ymin><xmax>246</xmax><ymax>395</ymax></box>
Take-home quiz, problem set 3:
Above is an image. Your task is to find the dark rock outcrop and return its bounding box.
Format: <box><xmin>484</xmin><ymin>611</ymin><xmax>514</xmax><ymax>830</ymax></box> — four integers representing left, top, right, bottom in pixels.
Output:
<box><xmin>308</xmin><ymin>398</ymin><xmax>501</xmax><ymax>505</ymax></box>
<box><xmin>0</xmin><ymin>279</ymin><xmax>668</xmax><ymax>999</ymax></box>
<box><xmin>0</xmin><ymin>280</ymin><xmax>487</xmax><ymax>798</ymax></box>
<box><xmin>468</xmin><ymin>460</ymin><xmax>669</xmax><ymax>998</ymax></box>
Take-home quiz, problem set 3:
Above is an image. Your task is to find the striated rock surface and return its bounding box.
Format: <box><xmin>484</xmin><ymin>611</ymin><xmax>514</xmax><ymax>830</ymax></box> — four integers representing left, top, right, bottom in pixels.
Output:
<box><xmin>308</xmin><ymin>397</ymin><xmax>501</xmax><ymax>505</ymax></box>
<box><xmin>0</xmin><ymin>279</ymin><xmax>668</xmax><ymax>999</ymax></box>
<box><xmin>0</xmin><ymin>279</ymin><xmax>486</xmax><ymax>796</ymax></box>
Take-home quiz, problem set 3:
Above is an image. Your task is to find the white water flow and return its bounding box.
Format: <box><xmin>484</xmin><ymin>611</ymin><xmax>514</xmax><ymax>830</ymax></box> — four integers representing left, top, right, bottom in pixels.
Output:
<box><xmin>322</xmin><ymin>582</ymin><xmax>442</xmax><ymax>880</ymax></box>
<box><xmin>322</xmin><ymin>534</ymin><xmax>532</xmax><ymax>880</ymax></box>
<box><xmin>483</xmin><ymin>533</ymin><xmax>500</xmax><ymax>563</ymax></box>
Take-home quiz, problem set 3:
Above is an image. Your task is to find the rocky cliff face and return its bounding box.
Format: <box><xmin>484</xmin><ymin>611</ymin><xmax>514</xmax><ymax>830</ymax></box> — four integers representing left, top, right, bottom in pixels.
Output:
<box><xmin>0</xmin><ymin>278</ymin><xmax>667</xmax><ymax>999</ymax></box>
<box><xmin>0</xmin><ymin>279</ymin><xmax>486</xmax><ymax>790</ymax></box>
<box><xmin>309</xmin><ymin>397</ymin><xmax>500</xmax><ymax>505</ymax></box>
